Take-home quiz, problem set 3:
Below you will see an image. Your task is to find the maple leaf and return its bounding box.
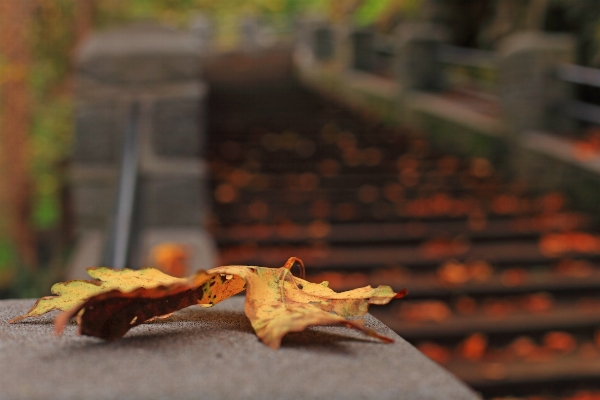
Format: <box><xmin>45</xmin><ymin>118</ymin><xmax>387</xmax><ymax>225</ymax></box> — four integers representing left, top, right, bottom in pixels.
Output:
<box><xmin>14</xmin><ymin>257</ymin><xmax>404</xmax><ymax>348</ymax></box>
<box><xmin>208</xmin><ymin>257</ymin><xmax>406</xmax><ymax>349</ymax></box>
<box><xmin>10</xmin><ymin>266</ymin><xmax>246</xmax><ymax>324</ymax></box>
<box><xmin>55</xmin><ymin>270</ymin><xmax>244</xmax><ymax>340</ymax></box>
<box><xmin>8</xmin><ymin>267</ymin><xmax>186</xmax><ymax>323</ymax></box>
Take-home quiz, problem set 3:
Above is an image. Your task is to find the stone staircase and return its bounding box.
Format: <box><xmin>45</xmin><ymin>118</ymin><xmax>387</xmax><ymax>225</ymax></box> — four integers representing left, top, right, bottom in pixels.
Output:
<box><xmin>206</xmin><ymin>49</ymin><xmax>600</xmax><ymax>399</ymax></box>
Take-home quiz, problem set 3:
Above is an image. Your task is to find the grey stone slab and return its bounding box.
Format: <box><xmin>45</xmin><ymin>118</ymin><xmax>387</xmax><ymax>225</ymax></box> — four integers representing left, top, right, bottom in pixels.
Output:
<box><xmin>498</xmin><ymin>32</ymin><xmax>576</xmax><ymax>135</ymax></box>
<box><xmin>138</xmin><ymin>174</ymin><xmax>208</xmax><ymax>228</ymax></box>
<box><xmin>0</xmin><ymin>297</ymin><xmax>479</xmax><ymax>400</ymax></box>
<box><xmin>76</xmin><ymin>77</ymin><xmax>206</xmax><ymax>103</ymax></box>
<box><xmin>351</xmin><ymin>29</ymin><xmax>375</xmax><ymax>72</ymax></box>
<box><xmin>394</xmin><ymin>23</ymin><xmax>449</xmax><ymax>92</ymax></box>
<box><xmin>70</xmin><ymin>182</ymin><xmax>116</xmax><ymax>230</ymax></box>
<box><xmin>77</xmin><ymin>23</ymin><xmax>202</xmax><ymax>84</ymax></box>
<box><xmin>152</xmin><ymin>97</ymin><xmax>205</xmax><ymax>158</ymax></box>
<box><xmin>69</xmin><ymin>166</ymin><xmax>118</xmax><ymax>230</ymax></box>
<box><xmin>74</xmin><ymin>102</ymin><xmax>122</xmax><ymax>164</ymax></box>
<box><xmin>188</xmin><ymin>13</ymin><xmax>214</xmax><ymax>55</ymax></box>
<box><xmin>314</xmin><ymin>25</ymin><xmax>335</xmax><ymax>60</ymax></box>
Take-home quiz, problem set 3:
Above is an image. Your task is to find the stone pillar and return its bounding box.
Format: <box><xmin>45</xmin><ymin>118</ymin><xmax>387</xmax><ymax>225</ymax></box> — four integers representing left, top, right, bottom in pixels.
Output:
<box><xmin>498</xmin><ymin>32</ymin><xmax>576</xmax><ymax>135</ymax></box>
<box><xmin>69</xmin><ymin>23</ymin><xmax>215</xmax><ymax>274</ymax></box>
<box><xmin>189</xmin><ymin>13</ymin><xmax>214</xmax><ymax>55</ymax></box>
<box><xmin>294</xmin><ymin>17</ymin><xmax>335</xmax><ymax>63</ymax></box>
<box><xmin>350</xmin><ymin>29</ymin><xmax>375</xmax><ymax>72</ymax></box>
<box><xmin>239</xmin><ymin>16</ymin><xmax>260</xmax><ymax>51</ymax></box>
<box><xmin>314</xmin><ymin>24</ymin><xmax>335</xmax><ymax>61</ymax></box>
<box><xmin>394</xmin><ymin>22</ymin><xmax>448</xmax><ymax>92</ymax></box>
<box><xmin>239</xmin><ymin>16</ymin><xmax>275</xmax><ymax>51</ymax></box>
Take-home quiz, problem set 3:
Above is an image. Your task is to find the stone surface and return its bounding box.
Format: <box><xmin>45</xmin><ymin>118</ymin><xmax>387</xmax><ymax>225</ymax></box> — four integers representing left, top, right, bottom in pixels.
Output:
<box><xmin>69</xmin><ymin>167</ymin><xmax>118</xmax><ymax>230</ymax></box>
<box><xmin>498</xmin><ymin>32</ymin><xmax>576</xmax><ymax>135</ymax></box>
<box><xmin>394</xmin><ymin>22</ymin><xmax>449</xmax><ymax>92</ymax></box>
<box><xmin>70</xmin><ymin>79</ymin><xmax>209</xmax><ymax>232</ymax></box>
<box><xmin>314</xmin><ymin>25</ymin><xmax>335</xmax><ymax>61</ymax></box>
<box><xmin>520</xmin><ymin>130</ymin><xmax>600</xmax><ymax>214</ymax></box>
<box><xmin>188</xmin><ymin>13</ymin><xmax>214</xmax><ymax>55</ymax></box>
<box><xmin>351</xmin><ymin>29</ymin><xmax>375</xmax><ymax>72</ymax></box>
<box><xmin>77</xmin><ymin>23</ymin><xmax>202</xmax><ymax>84</ymax></box>
<box><xmin>0</xmin><ymin>297</ymin><xmax>479</xmax><ymax>400</ymax></box>
<box><xmin>138</xmin><ymin>173</ymin><xmax>207</xmax><ymax>228</ymax></box>
<box><xmin>73</xmin><ymin>102</ymin><xmax>122</xmax><ymax>164</ymax></box>
<box><xmin>152</xmin><ymin>97</ymin><xmax>205</xmax><ymax>158</ymax></box>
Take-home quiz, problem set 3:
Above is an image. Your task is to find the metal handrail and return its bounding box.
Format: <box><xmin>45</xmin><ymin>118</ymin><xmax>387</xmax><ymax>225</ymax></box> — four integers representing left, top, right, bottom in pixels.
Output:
<box><xmin>557</xmin><ymin>63</ymin><xmax>600</xmax><ymax>88</ymax></box>
<box><xmin>102</xmin><ymin>102</ymin><xmax>140</xmax><ymax>269</ymax></box>
<box><xmin>556</xmin><ymin>63</ymin><xmax>600</xmax><ymax>125</ymax></box>
<box><xmin>563</xmin><ymin>100</ymin><xmax>600</xmax><ymax>126</ymax></box>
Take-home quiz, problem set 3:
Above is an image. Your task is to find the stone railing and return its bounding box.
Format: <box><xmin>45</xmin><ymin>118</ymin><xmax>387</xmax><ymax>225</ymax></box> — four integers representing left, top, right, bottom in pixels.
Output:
<box><xmin>294</xmin><ymin>20</ymin><xmax>600</xmax><ymax>213</ymax></box>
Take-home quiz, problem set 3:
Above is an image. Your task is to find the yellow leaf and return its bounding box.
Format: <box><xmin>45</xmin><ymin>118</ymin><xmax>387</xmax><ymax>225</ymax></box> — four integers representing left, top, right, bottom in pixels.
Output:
<box><xmin>208</xmin><ymin>257</ymin><xmax>405</xmax><ymax>349</ymax></box>
<box><xmin>14</xmin><ymin>257</ymin><xmax>404</xmax><ymax>348</ymax></box>
<box><xmin>9</xmin><ymin>267</ymin><xmax>185</xmax><ymax>323</ymax></box>
<box><xmin>53</xmin><ymin>270</ymin><xmax>247</xmax><ymax>340</ymax></box>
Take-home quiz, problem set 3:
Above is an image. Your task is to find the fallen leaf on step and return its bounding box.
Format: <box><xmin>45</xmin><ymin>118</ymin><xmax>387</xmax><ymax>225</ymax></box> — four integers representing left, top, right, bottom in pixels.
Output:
<box><xmin>11</xmin><ymin>257</ymin><xmax>404</xmax><ymax>349</ymax></box>
<box><xmin>55</xmin><ymin>270</ymin><xmax>245</xmax><ymax>340</ymax></box>
<box><xmin>8</xmin><ymin>267</ymin><xmax>186</xmax><ymax>323</ymax></box>
<box><xmin>210</xmin><ymin>257</ymin><xmax>406</xmax><ymax>349</ymax></box>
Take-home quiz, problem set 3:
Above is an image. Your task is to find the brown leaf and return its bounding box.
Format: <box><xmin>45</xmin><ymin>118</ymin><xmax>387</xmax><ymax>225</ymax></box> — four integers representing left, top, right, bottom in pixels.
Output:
<box><xmin>45</xmin><ymin>257</ymin><xmax>404</xmax><ymax>349</ymax></box>
<box><xmin>9</xmin><ymin>267</ymin><xmax>185</xmax><ymax>323</ymax></box>
<box><xmin>208</xmin><ymin>257</ymin><xmax>406</xmax><ymax>349</ymax></box>
<box><xmin>55</xmin><ymin>270</ymin><xmax>245</xmax><ymax>340</ymax></box>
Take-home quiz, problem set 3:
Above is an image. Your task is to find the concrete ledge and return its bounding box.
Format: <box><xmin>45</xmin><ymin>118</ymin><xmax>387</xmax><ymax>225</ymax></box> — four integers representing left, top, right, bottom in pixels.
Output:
<box><xmin>295</xmin><ymin>58</ymin><xmax>507</xmax><ymax>161</ymax></box>
<box><xmin>408</xmin><ymin>93</ymin><xmax>502</xmax><ymax>137</ymax></box>
<box><xmin>77</xmin><ymin>23</ymin><xmax>203</xmax><ymax>84</ymax></box>
<box><xmin>0</xmin><ymin>297</ymin><xmax>479</xmax><ymax>400</ymax></box>
<box><xmin>523</xmin><ymin>131</ymin><xmax>600</xmax><ymax>175</ymax></box>
<box><xmin>521</xmin><ymin>131</ymin><xmax>600</xmax><ymax>213</ymax></box>
<box><xmin>407</xmin><ymin>94</ymin><xmax>507</xmax><ymax>164</ymax></box>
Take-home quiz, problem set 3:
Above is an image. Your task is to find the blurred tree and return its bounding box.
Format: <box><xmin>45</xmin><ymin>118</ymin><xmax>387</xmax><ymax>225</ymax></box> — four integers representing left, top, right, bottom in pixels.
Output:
<box><xmin>0</xmin><ymin>0</ymin><xmax>37</xmax><ymax>273</ymax></box>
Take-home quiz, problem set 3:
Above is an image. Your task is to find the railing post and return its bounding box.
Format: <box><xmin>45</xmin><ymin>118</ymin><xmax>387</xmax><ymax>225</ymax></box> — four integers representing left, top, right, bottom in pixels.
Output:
<box><xmin>350</xmin><ymin>28</ymin><xmax>375</xmax><ymax>73</ymax></box>
<box><xmin>394</xmin><ymin>22</ymin><xmax>449</xmax><ymax>93</ymax></box>
<box><xmin>498</xmin><ymin>32</ymin><xmax>576</xmax><ymax>136</ymax></box>
<box><xmin>189</xmin><ymin>13</ymin><xmax>214</xmax><ymax>56</ymax></box>
<box><xmin>102</xmin><ymin>103</ymin><xmax>140</xmax><ymax>270</ymax></box>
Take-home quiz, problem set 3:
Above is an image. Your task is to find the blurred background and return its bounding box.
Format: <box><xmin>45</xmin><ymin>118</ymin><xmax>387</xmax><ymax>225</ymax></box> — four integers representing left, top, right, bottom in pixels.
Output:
<box><xmin>4</xmin><ymin>1</ymin><xmax>600</xmax><ymax>399</ymax></box>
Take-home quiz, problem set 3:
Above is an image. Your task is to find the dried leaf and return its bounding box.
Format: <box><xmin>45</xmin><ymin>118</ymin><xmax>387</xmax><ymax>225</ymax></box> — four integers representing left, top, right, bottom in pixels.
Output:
<box><xmin>209</xmin><ymin>257</ymin><xmax>406</xmax><ymax>349</ymax></box>
<box><xmin>55</xmin><ymin>270</ymin><xmax>246</xmax><ymax>340</ymax></box>
<box><xmin>13</xmin><ymin>257</ymin><xmax>404</xmax><ymax>349</ymax></box>
<box><xmin>9</xmin><ymin>267</ymin><xmax>185</xmax><ymax>323</ymax></box>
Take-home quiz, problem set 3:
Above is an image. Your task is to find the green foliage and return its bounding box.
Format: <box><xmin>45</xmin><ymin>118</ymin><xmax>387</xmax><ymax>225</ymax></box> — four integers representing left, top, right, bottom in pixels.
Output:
<box><xmin>0</xmin><ymin>239</ymin><xmax>17</xmax><ymax>289</ymax></box>
<box><xmin>94</xmin><ymin>0</ymin><xmax>325</xmax><ymax>27</ymax></box>
<box><xmin>26</xmin><ymin>1</ymin><xmax>75</xmax><ymax>232</ymax></box>
<box><xmin>353</xmin><ymin>0</ymin><xmax>421</xmax><ymax>28</ymax></box>
<box><xmin>30</xmin><ymin>98</ymin><xmax>72</xmax><ymax>230</ymax></box>
<box><xmin>354</xmin><ymin>0</ymin><xmax>394</xmax><ymax>27</ymax></box>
